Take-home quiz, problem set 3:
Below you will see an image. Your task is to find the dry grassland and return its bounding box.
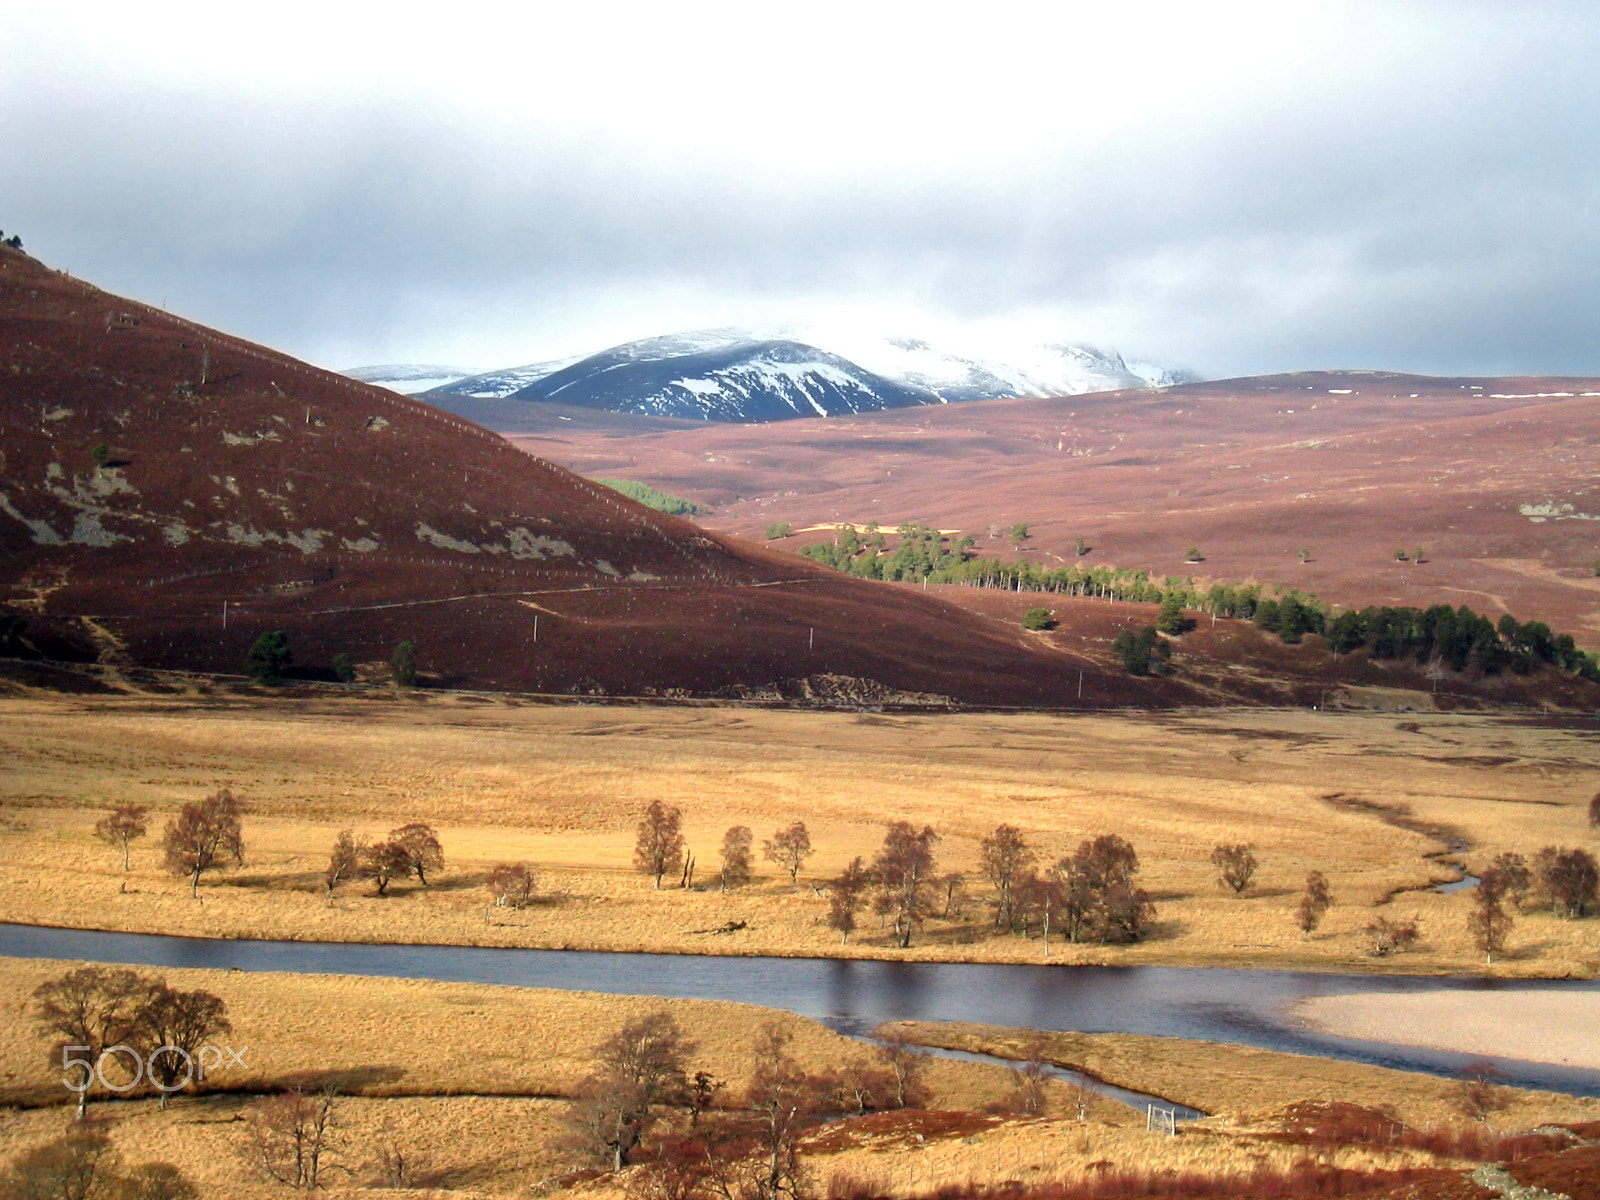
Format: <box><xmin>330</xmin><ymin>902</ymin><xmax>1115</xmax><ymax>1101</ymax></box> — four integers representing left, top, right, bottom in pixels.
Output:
<box><xmin>0</xmin><ymin>955</ymin><xmax>1031</xmax><ymax>1198</ymax></box>
<box><xmin>885</xmin><ymin>1021</ymin><xmax>1600</xmax><ymax>1130</ymax></box>
<box><xmin>5</xmin><ymin>956</ymin><xmax>1587</xmax><ymax>1200</ymax></box>
<box><xmin>1</xmin><ymin>693</ymin><xmax>1596</xmax><ymax>975</ymax></box>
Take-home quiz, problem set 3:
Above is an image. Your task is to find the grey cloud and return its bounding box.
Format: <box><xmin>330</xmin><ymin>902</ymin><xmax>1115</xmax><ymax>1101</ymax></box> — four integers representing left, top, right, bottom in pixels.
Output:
<box><xmin>5</xmin><ymin>12</ymin><xmax>1600</xmax><ymax>381</ymax></box>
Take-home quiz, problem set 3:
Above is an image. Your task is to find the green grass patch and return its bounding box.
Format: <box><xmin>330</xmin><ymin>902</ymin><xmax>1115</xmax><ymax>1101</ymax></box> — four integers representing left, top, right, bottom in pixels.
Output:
<box><xmin>596</xmin><ymin>478</ymin><xmax>704</xmax><ymax>516</ymax></box>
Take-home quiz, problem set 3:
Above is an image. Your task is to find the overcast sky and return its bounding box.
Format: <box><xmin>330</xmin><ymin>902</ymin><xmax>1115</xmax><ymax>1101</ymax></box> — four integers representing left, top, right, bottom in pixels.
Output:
<box><xmin>6</xmin><ymin>2</ymin><xmax>1599</xmax><ymax>379</ymax></box>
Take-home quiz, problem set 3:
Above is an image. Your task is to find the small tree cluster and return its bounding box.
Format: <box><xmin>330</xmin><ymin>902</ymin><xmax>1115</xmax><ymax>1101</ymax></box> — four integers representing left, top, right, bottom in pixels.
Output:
<box><xmin>1021</xmin><ymin>607</ymin><xmax>1055</xmax><ymax>631</ymax></box>
<box><xmin>588</xmin><ymin>1011</ymin><xmax>928</xmax><ymax>1200</ymax></box>
<box><xmin>1364</xmin><ymin>914</ymin><xmax>1421</xmax><ymax>957</ymax></box>
<box><xmin>487</xmin><ymin>862</ymin><xmax>538</xmax><ymax>908</ymax></box>
<box><xmin>1050</xmin><ymin>834</ymin><xmax>1156</xmax><ymax>946</ymax></box>
<box><xmin>33</xmin><ymin>965</ymin><xmax>230</xmax><ymax>1119</ymax></box>
<box><xmin>362</xmin><ymin>823</ymin><xmax>443</xmax><ymax>895</ymax></box>
<box><xmin>1111</xmin><ymin>626</ymin><xmax>1170</xmax><ymax>675</ymax></box>
<box><xmin>1532</xmin><ymin>846</ymin><xmax>1598</xmax><ymax>919</ymax></box>
<box><xmin>764</xmin><ymin>523</ymin><xmax>793</xmax><ymax>539</ymax></box>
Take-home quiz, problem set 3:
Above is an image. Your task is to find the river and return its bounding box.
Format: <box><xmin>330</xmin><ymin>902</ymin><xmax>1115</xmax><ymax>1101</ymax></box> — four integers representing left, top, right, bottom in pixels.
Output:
<box><xmin>4</xmin><ymin>923</ymin><xmax>1597</xmax><ymax>1100</ymax></box>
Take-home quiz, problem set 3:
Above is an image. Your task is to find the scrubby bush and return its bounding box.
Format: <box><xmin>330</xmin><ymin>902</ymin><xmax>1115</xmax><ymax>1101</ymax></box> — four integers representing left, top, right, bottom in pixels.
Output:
<box><xmin>1021</xmin><ymin>607</ymin><xmax>1055</xmax><ymax>630</ymax></box>
<box><xmin>244</xmin><ymin>631</ymin><xmax>291</xmax><ymax>683</ymax></box>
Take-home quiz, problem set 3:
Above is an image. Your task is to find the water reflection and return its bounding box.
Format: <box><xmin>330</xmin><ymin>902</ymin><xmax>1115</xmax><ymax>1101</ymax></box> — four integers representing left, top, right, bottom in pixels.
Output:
<box><xmin>2</xmin><ymin>922</ymin><xmax>1596</xmax><ymax>1098</ymax></box>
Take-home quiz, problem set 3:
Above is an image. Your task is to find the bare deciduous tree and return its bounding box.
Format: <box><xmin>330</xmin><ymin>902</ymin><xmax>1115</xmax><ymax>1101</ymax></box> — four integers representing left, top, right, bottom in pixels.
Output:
<box><xmin>570</xmin><ymin>1011</ymin><xmax>696</xmax><ymax>1171</ymax></box>
<box><xmin>161</xmin><ymin>790</ymin><xmax>245</xmax><ymax>898</ymax></box>
<box><xmin>1535</xmin><ymin>845</ymin><xmax>1599</xmax><ymax>919</ymax></box>
<box><xmin>1296</xmin><ymin>870</ymin><xmax>1334</xmax><ymax>937</ymax></box>
<box><xmin>248</xmin><ymin>1083</ymin><xmax>342</xmax><ymax>1190</ymax></box>
<box><xmin>762</xmin><ymin>822</ymin><xmax>813</xmax><ymax>892</ymax></box>
<box><xmin>1054</xmin><ymin>834</ymin><xmax>1155</xmax><ymax>945</ymax></box>
<box><xmin>1467</xmin><ymin>869</ymin><xmax>1514</xmax><ymax>964</ymax></box>
<box><xmin>979</xmin><ymin>824</ymin><xmax>1036</xmax><ymax>930</ymax></box>
<box><xmin>873</xmin><ymin>822</ymin><xmax>939</xmax><ymax>948</ymax></box>
<box><xmin>132</xmin><ymin>981</ymin><xmax>231</xmax><ymax>1108</ymax></box>
<box><xmin>1487</xmin><ymin>851</ymin><xmax>1531</xmax><ymax>909</ymax></box>
<box><xmin>937</xmin><ymin>871</ymin><xmax>967</xmax><ymax>919</ymax></box>
<box><xmin>324</xmin><ymin>830</ymin><xmax>365</xmax><ymax>901</ymax></box>
<box><xmin>1009</xmin><ymin>1035</ymin><xmax>1051</xmax><ymax>1115</ymax></box>
<box><xmin>873</xmin><ymin>1025</ymin><xmax>930</xmax><ymax>1109</ymax></box>
<box><xmin>362</xmin><ymin>840</ymin><xmax>411</xmax><ymax>896</ymax></box>
<box><xmin>0</xmin><ymin>1129</ymin><xmax>125</xmax><ymax>1199</ymax></box>
<box><xmin>1456</xmin><ymin>1060</ymin><xmax>1512</xmax><ymax>1123</ymax></box>
<box><xmin>33</xmin><ymin>965</ymin><xmax>151</xmax><ymax>1120</ymax></box>
<box><xmin>486</xmin><ymin>862</ymin><xmax>537</xmax><ymax>908</ymax></box>
<box><xmin>635</xmin><ymin>802</ymin><xmax>686</xmax><ymax>889</ymax></box>
<box><xmin>719</xmin><ymin>826</ymin><xmax>753</xmax><ymax>891</ymax></box>
<box><xmin>825</xmin><ymin>857</ymin><xmax>872</xmax><ymax>945</ymax></box>
<box><xmin>1211</xmin><ymin>843</ymin><xmax>1259</xmax><ymax>897</ymax></box>
<box><xmin>744</xmin><ymin>1022</ymin><xmax>816</xmax><ymax>1200</ymax></box>
<box><xmin>94</xmin><ymin>805</ymin><xmax>148</xmax><ymax>871</ymax></box>
<box><xmin>389</xmin><ymin>823</ymin><xmax>443</xmax><ymax>886</ymax></box>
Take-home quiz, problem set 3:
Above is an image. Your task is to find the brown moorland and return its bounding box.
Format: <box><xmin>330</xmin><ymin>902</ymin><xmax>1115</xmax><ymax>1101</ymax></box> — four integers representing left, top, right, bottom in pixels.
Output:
<box><xmin>1</xmin><ymin>690</ymin><xmax>1596</xmax><ymax>975</ymax></box>
<box><xmin>0</xmin><ymin>244</ymin><xmax>1137</xmax><ymax>708</ymax></box>
<box><xmin>467</xmin><ymin>372</ymin><xmax>1600</xmax><ymax>647</ymax></box>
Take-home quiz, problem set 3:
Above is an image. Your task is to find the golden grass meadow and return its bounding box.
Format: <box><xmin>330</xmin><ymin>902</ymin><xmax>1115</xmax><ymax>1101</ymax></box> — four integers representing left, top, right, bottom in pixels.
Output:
<box><xmin>1</xmin><ymin>688</ymin><xmax>1598</xmax><ymax>1198</ymax></box>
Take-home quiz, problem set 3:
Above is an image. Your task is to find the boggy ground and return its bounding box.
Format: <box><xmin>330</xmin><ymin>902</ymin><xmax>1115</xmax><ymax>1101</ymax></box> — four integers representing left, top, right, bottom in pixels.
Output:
<box><xmin>1</xmin><ymin>690</ymin><xmax>1597</xmax><ymax>976</ymax></box>
<box><xmin>3</xmin><ymin>957</ymin><xmax>1599</xmax><ymax>1200</ymax></box>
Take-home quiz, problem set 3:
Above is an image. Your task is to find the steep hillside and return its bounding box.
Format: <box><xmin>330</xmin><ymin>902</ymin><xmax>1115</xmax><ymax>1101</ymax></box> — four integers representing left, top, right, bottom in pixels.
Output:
<box><xmin>486</xmin><ymin>370</ymin><xmax>1600</xmax><ymax>648</ymax></box>
<box><xmin>0</xmin><ymin>245</ymin><xmax>1179</xmax><ymax>706</ymax></box>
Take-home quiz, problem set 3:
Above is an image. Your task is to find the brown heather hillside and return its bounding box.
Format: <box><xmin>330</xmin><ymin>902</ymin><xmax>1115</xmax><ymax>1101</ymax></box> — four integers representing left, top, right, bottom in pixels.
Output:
<box><xmin>472</xmin><ymin>371</ymin><xmax>1600</xmax><ymax>649</ymax></box>
<box><xmin>0</xmin><ymin>245</ymin><xmax>1140</xmax><ymax>707</ymax></box>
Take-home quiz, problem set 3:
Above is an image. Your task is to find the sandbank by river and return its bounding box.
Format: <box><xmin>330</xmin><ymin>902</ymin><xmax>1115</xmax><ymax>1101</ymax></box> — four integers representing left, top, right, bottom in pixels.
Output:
<box><xmin>1295</xmin><ymin>990</ymin><xmax>1600</xmax><ymax>1071</ymax></box>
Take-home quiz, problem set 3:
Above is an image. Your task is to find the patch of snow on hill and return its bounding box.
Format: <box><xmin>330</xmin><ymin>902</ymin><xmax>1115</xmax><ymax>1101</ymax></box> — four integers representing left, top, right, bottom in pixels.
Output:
<box><xmin>785</xmin><ymin>330</ymin><xmax>1195</xmax><ymax>400</ymax></box>
<box><xmin>342</xmin><ymin>364</ymin><xmax>480</xmax><ymax>395</ymax></box>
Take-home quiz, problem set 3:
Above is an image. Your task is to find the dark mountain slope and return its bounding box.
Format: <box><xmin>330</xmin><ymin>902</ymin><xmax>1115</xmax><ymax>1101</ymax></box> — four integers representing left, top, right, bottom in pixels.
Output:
<box><xmin>0</xmin><ymin>246</ymin><xmax>1136</xmax><ymax>705</ymax></box>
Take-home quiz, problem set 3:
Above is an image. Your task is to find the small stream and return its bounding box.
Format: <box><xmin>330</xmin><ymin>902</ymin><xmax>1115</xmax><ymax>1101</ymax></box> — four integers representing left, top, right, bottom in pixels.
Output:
<box><xmin>4</xmin><ymin>923</ymin><xmax>1597</xmax><ymax>1105</ymax></box>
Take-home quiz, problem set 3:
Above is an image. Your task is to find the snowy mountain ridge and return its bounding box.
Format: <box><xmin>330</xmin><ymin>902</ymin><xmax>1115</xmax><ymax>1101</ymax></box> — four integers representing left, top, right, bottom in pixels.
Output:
<box><xmin>346</xmin><ymin>330</ymin><xmax>1194</xmax><ymax>420</ymax></box>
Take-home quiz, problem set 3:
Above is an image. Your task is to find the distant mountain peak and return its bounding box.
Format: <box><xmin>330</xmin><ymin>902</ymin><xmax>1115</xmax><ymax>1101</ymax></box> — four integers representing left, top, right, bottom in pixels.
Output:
<box><xmin>403</xmin><ymin>328</ymin><xmax>1194</xmax><ymax>422</ymax></box>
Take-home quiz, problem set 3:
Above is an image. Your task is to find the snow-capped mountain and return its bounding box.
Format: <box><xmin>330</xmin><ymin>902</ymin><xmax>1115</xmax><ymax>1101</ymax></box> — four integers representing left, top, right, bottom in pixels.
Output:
<box><xmin>481</xmin><ymin>336</ymin><xmax>940</xmax><ymax>422</ymax></box>
<box><xmin>423</xmin><ymin>353</ymin><xmax>591</xmax><ymax>400</ymax></box>
<box><xmin>806</xmin><ymin>333</ymin><xmax>1196</xmax><ymax>401</ymax></box>
<box><xmin>388</xmin><ymin>329</ymin><xmax>1194</xmax><ymax>423</ymax></box>
<box><xmin>342</xmin><ymin>363</ymin><xmax>480</xmax><ymax>395</ymax></box>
